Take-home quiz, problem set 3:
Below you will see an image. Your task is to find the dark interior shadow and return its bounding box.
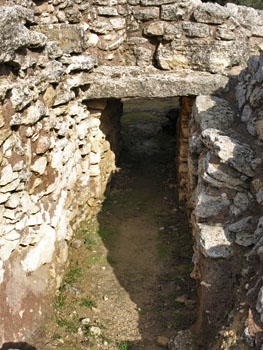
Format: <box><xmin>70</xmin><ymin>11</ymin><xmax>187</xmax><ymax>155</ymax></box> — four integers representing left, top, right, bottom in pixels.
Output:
<box><xmin>1</xmin><ymin>343</ymin><xmax>36</xmax><ymax>350</ymax></box>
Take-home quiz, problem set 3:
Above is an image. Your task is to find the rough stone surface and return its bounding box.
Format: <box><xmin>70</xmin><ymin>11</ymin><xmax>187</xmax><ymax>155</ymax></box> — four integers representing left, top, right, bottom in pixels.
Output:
<box><xmin>82</xmin><ymin>66</ymin><xmax>228</xmax><ymax>99</ymax></box>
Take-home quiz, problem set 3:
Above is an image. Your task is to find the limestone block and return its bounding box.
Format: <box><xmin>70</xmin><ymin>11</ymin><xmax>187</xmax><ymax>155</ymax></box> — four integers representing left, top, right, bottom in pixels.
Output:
<box><xmin>53</xmin><ymin>83</ymin><xmax>75</xmax><ymax>107</ymax></box>
<box><xmin>98</xmin><ymin>34</ymin><xmax>125</xmax><ymax>51</ymax></box>
<box><xmin>197</xmin><ymin>223</ymin><xmax>232</xmax><ymax>258</ymax></box>
<box><xmin>90</xmin><ymin>164</ymin><xmax>100</xmax><ymax>176</ymax></box>
<box><xmin>30</xmin><ymin>157</ymin><xmax>48</xmax><ymax>175</ymax></box>
<box><xmin>76</xmin><ymin>120</ymin><xmax>90</xmax><ymax>140</ymax></box>
<box><xmin>80</xmin><ymin>144</ymin><xmax>91</xmax><ymax>157</ymax></box>
<box><xmin>233</xmin><ymin>191</ymin><xmax>253</xmax><ymax>212</ymax></box>
<box><xmin>201</xmin><ymin>129</ymin><xmax>255</xmax><ymax>177</ymax></box>
<box><xmin>144</xmin><ymin>21</ymin><xmax>165</xmax><ymax>37</ymax></box>
<box><xmin>65</xmin><ymin>7</ymin><xmax>81</xmax><ymax>23</ymax></box>
<box><xmin>43</xmin><ymin>86</ymin><xmax>57</xmax><ymax>108</ymax></box>
<box><xmin>27</xmin><ymin>212</ymin><xmax>43</xmax><ymax>226</ymax></box>
<box><xmin>0</xmin><ymin>6</ymin><xmax>36</xmax><ymax>63</ymax></box>
<box><xmin>0</xmin><ymin>78</ymin><xmax>13</xmax><ymax>100</ymax></box>
<box><xmin>65</xmin><ymin>55</ymin><xmax>97</xmax><ymax>73</ymax></box>
<box><xmin>28</xmin><ymin>30</ymin><xmax>47</xmax><ymax>48</ymax></box>
<box><xmin>0</xmin><ymin>193</ymin><xmax>11</xmax><ymax>204</ymax></box>
<box><xmin>21</xmin><ymin>224</ymin><xmax>56</xmax><ymax>273</ymax></box>
<box><xmin>0</xmin><ymin>165</ymin><xmax>18</xmax><ymax>187</ymax></box>
<box><xmin>84</xmin><ymin>66</ymin><xmax>229</xmax><ymax>99</ymax></box>
<box><xmin>226</xmin><ymin>3</ymin><xmax>263</xmax><ymax>29</ymax></box>
<box><xmin>182</xmin><ymin>22</ymin><xmax>210</xmax><ymax>38</ymax></box>
<box><xmin>36</xmin><ymin>135</ymin><xmax>51</xmax><ymax>154</ymax></box>
<box><xmin>21</xmin><ymin>56</ymin><xmax>41</xmax><ymax>73</ymax></box>
<box><xmin>202</xmin><ymin>157</ymin><xmax>247</xmax><ymax>191</ymax></box>
<box><xmin>0</xmin><ymin>239</ymin><xmax>19</xmax><ymax>261</ymax></box>
<box><xmin>194</xmin><ymin>95</ymin><xmax>234</xmax><ymax>131</ymax></box>
<box><xmin>5</xmin><ymin>193</ymin><xmax>21</xmax><ymax>209</ymax></box>
<box><xmin>195</xmin><ymin>191</ymin><xmax>230</xmax><ymax>219</ymax></box>
<box><xmin>10</xmin><ymin>84</ymin><xmax>34</xmax><ymax>111</ymax></box>
<box><xmin>34</xmin><ymin>24</ymin><xmax>88</xmax><ymax>53</ymax></box>
<box><xmin>194</xmin><ymin>3</ymin><xmax>229</xmax><ymax>24</ymax></box>
<box><xmin>41</xmin><ymin>60</ymin><xmax>65</xmax><ymax>83</ymax></box>
<box><xmin>90</xmin><ymin>151</ymin><xmax>101</xmax><ymax>165</ymax></box>
<box><xmin>5</xmin><ymin>231</ymin><xmax>21</xmax><ymax>241</ymax></box>
<box><xmin>110</xmin><ymin>18</ymin><xmax>126</xmax><ymax>30</ymax></box>
<box><xmin>20</xmin><ymin>193</ymin><xmax>40</xmax><ymax>214</ymax></box>
<box><xmin>97</xmin><ymin>7</ymin><xmax>118</xmax><ymax>17</ymax></box>
<box><xmin>3</xmin><ymin>208</ymin><xmax>19</xmax><ymax>220</ymax></box>
<box><xmin>161</xmin><ymin>1</ymin><xmax>199</xmax><ymax>21</ymax></box>
<box><xmin>20</xmin><ymin>101</ymin><xmax>49</xmax><ymax>126</ymax></box>
<box><xmin>156</xmin><ymin>40</ymin><xmax>249</xmax><ymax>73</ymax></box>
<box><xmin>216</xmin><ymin>25</ymin><xmax>235</xmax><ymax>41</ymax></box>
<box><xmin>241</xmin><ymin>104</ymin><xmax>252</xmax><ymax>123</ymax></box>
<box><xmin>90</xmin><ymin>20</ymin><xmax>113</xmax><ymax>34</ymax></box>
<box><xmin>45</xmin><ymin>41</ymin><xmax>64</xmax><ymax>59</ymax></box>
<box><xmin>227</xmin><ymin>217</ymin><xmax>254</xmax><ymax>247</ymax></box>
<box><xmin>134</xmin><ymin>46</ymin><xmax>153</xmax><ymax>66</ymax></box>
<box><xmin>133</xmin><ymin>7</ymin><xmax>159</xmax><ymax>21</ymax></box>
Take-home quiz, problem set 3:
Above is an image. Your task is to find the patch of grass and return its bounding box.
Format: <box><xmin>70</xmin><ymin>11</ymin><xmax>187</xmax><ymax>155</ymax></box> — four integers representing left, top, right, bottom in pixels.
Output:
<box><xmin>81</xmin><ymin>297</ymin><xmax>97</xmax><ymax>309</ymax></box>
<box><xmin>57</xmin><ymin>318</ymin><xmax>78</xmax><ymax>333</ymax></box>
<box><xmin>85</xmin><ymin>255</ymin><xmax>107</xmax><ymax>268</ymax></box>
<box><xmin>54</xmin><ymin>294</ymin><xmax>67</xmax><ymax>309</ymax></box>
<box><xmin>64</xmin><ymin>267</ymin><xmax>82</xmax><ymax>284</ymax></box>
<box><xmin>84</xmin><ymin>236</ymin><xmax>97</xmax><ymax>250</ymax></box>
<box><xmin>117</xmin><ymin>341</ymin><xmax>131</xmax><ymax>350</ymax></box>
<box><xmin>51</xmin><ymin>333</ymin><xmax>62</xmax><ymax>340</ymax></box>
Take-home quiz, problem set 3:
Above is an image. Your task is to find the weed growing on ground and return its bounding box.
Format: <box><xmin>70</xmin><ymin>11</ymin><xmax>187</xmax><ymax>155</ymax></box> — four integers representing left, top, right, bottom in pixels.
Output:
<box><xmin>64</xmin><ymin>267</ymin><xmax>82</xmax><ymax>284</ymax></box>
<box><xmin>84</xmin><ymin>236</ymin><xmax>97</xmax><ymax>248</ymax></box>
<box><xmin>117</xmin><ymin>341</ymin><xmax>131</xmax><ymax>350</ymax></box>
<box><xmin>57</xmin><ymin>318</ymin><xmax>78</xmax><ymax>333</ymax></box>
<box><xmin>54</xmin><ymin>294</ymin><xmax>67</xmax><ymax>309</ymax></box>
<box><xmin>80</xmin><ymin>297</ymin><xmax>97</xmax><ymax>309</ymax></box>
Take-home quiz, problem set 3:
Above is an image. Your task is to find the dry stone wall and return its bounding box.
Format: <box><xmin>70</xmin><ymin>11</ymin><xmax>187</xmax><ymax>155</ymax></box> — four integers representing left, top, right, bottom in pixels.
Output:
<box><xmin>0</xmin><ymin>0</ymin><xmax>263</xmax><ymax>346</ymax></box>
<box><xmin>178</xmin><ymin>56</ymin><xmax>263</xmax><ymax>346</ymax></box>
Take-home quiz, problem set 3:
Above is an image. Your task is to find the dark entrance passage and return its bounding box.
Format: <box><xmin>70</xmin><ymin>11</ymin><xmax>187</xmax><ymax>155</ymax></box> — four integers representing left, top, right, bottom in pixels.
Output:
<box><xmin>42</xmin><ymin>98</ymin><xmax>197</xmax><ymax>350</ymax></box>
<box><xmin>97</xmin><ymin>98</ymin><xmax>197</xmax><ymax>349</ymax></box>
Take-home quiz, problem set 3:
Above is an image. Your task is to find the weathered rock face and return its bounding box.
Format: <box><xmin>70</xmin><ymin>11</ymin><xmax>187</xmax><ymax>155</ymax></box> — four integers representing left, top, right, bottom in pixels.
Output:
<box><xmin>0</xmin><ymin>0</ymin><xmax>262</xmax><ymax>347</ymax></box>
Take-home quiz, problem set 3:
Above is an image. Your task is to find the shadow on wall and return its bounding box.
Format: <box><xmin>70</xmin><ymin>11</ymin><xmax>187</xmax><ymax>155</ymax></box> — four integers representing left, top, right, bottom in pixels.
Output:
<box><xmin>1</xmin><ymin>343</ymin><xmax>36</xmax><ymax>350</ymax></box>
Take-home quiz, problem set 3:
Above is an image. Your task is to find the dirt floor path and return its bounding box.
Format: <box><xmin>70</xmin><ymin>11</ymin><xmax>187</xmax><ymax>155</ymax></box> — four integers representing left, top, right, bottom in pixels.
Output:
<box><xmin>41</xmin><ymin>99</ymin><xmax>197</xmax><ymax>350</ymax></box>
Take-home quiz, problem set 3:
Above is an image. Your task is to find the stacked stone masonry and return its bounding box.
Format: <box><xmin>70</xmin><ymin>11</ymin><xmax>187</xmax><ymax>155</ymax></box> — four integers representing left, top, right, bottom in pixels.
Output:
<box><xmin>0</xmin><ymin>0</ymin><xmax>263</xmax><ymax>347</ymax></box>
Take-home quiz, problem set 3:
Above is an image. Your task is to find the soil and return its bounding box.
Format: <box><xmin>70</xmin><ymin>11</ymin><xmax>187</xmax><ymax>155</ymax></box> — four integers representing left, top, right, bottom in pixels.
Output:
<box><xmin>39</xmin><ymin>98</ymin><xmax>198</xmax><ymax>350</ymax></box>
